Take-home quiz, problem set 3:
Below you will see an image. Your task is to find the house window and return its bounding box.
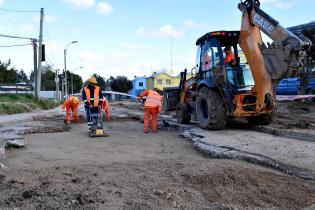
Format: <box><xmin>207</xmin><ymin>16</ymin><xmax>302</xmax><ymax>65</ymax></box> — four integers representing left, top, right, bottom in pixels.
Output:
<box><xmin>138</xmin><ymin>82</ymin><xmax>143</xmax><ymax>87</ymax></box>
<box><xmin>166</xmin><ymin>79</ymin><xmax>171</xmax><ymax>85</ymax></box>
<box><xmin>157</xmin><ymin>79</ymin><xmax>162</xmax><ymax>85</ymax></box>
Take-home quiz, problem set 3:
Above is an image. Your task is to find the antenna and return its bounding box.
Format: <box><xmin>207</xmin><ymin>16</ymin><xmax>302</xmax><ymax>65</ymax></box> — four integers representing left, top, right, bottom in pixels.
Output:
<box><xmin>170</xmin><ymin>28</ymin><xmax>173</xmax><ymax>77</ymax></box>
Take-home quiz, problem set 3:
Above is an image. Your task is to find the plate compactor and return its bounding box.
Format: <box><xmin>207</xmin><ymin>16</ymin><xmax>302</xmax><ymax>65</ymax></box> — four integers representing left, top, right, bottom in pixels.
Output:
<box><xmin>89</xmin><ymin>105</ymin><xmax>108</xmax><ymax>137</ymax></box>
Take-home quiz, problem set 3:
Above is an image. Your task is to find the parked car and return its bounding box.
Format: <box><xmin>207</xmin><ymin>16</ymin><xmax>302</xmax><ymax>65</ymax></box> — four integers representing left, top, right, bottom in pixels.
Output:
<box><xmin>276</xmin><ymin>77</ymin><xmax>315</xmax><ymax>95</ymax></box>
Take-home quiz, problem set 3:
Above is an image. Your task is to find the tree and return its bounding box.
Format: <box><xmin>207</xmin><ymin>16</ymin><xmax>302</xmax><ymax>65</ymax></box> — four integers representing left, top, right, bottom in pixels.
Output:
<box><xmin>41</xmin><ymin>65</ymin><xmax>56</xmax><ymax>91</ymax></box>
<box><xmin>109</xmin><ymin>76</ymin><xmax>132</xmax><ymax>93</ymax></box>
<box><xmin>92</xmin><ymin>74</ymin><xmax>107</xmax><ymax>91</ymax></box>
<box><xmin>298</xmin><ymin>26</ymin><xmax>315</xmax><ymax>94</ymax></box>
<box><xmin>17</xmin><ymin>69</ymin><xmax>28</xmax><ymax>82</ymax></box>
<box><xmin>0</xmin><ymin>60</ymin><xmax>18</xmax><ymax>84</ymax></box>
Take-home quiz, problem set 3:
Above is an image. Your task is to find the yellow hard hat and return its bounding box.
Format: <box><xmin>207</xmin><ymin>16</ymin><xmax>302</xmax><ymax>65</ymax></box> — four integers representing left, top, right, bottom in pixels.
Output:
<box><xmin>72</xmin><ymin>97</ymin><xmax>79</xmax><ymax>104</ymax></box>
<box><xmin>88</xmin><ymin>76</ymin><xmax>98</xmax><ymax>84</ymax></box>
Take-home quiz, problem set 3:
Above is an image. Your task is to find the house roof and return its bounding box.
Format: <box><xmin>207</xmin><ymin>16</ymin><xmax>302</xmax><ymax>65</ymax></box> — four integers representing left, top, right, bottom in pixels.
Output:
<box><xmin>147</xmin><ymin>72</ymin><xmax>173</xmax><ymax>79</ymax></box>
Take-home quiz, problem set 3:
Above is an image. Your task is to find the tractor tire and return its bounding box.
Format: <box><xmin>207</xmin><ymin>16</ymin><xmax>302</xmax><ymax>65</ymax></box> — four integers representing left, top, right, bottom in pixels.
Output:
<box><xmin>176</xmin><ymin>102</ymin><xmax>191</xmax><ymax>124</ymax></box>
<box><xmin>196</xmin><ymin>87</ymin><xmax>227</xmax><ymax>130</ymax></box>
<box><xmin>162</xmin><ymin>99</ymin><xmax>168</xmax><ymax>114</ymax></box>
<box><xmin>247</xmin><ymin>113</ymin><xmax>274</xmax><ymax>125</ymax></box>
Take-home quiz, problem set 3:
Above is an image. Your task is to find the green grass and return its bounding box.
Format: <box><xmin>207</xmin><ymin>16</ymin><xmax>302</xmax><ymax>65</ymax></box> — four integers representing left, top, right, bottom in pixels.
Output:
<box><xmin>0</xmin><ymin>94</ymin><xmax>58</xmax><ymax>114</ymax></box>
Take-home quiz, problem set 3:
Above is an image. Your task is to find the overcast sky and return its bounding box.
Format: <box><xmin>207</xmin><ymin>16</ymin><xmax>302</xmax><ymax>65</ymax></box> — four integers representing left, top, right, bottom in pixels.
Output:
<box><xmin>0</xmin><ymin>0</ymin><xmax>314</xmax><ymax>81</ymax></box>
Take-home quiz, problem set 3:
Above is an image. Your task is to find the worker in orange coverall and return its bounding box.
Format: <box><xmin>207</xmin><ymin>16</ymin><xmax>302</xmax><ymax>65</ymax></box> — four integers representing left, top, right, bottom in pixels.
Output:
<box><xmin>62</xmin><ymin>96</ymin><xmax>80</xmax><ymax>125</ymax></box>
<box><xmin>138</xmin><ymin>88</ymin><xmax>162</xmax><ymax>133</ymax></box>
<box><xmin>102</xmin><ymin>97</ymin><xmax>110</xmax><ymax>121</ymax></box>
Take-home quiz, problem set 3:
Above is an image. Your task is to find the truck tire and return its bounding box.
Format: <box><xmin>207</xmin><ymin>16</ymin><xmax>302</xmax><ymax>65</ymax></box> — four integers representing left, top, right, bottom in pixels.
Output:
<box><xmin>176</xmin><ymin>102</ymin><xmax>191</xmax><ymax>124</ymax></box>
<box><xmin>196</xmin><ymin>87</ymin><xmax>227</xmax><ymax>130</ymax></box>
<box><xmin>247</xmin><ymin>113</ymin><xmax>274</xmax><ymax>125</ymax></box>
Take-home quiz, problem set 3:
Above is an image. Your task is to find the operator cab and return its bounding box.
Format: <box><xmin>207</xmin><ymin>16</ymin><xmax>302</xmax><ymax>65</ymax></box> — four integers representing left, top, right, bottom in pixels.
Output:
<box><xmin>195</xmin><ymin>31</ymin><xmax>254</xmax><ymax>93</ymax></box>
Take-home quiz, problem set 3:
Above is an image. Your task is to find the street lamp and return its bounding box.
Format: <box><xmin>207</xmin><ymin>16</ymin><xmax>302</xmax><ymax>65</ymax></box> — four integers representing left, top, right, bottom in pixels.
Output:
<box><xmin>71</xmin><ymin>66</ymin><xmax>83</xmax><ymax>95</ymax></box>
<box><xmin>64</xmin><ymin>40</ymin><xmax>78</xmax><ymax>98</ymax></box>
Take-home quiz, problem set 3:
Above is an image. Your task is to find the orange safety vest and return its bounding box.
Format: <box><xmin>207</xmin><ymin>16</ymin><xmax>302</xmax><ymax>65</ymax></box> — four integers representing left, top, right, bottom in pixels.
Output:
<box><xmin>224</xmin><ymin>51</ymin><xmax>235</xmax><ymax>64</ymax></box>
<box><xmin>84</xmin><ymin>86</ymin><xmax>100</xmax><ymax>107</ymax></box>
<box><xmin>145</xmin><ymin>90</ymin><xmax>162</xmax><ymax>108</ymax></box>
<box><xmin>62</xmin><ymin>96</ymin><xmax>79</xmax><ymax>109</ymax></box>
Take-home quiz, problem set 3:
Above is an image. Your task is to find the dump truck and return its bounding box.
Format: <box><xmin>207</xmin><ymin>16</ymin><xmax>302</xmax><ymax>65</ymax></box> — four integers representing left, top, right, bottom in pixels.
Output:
<box><xmin>163</xmin><ymin>0</ymin><xmax>311</xmax><ymax>129</ymax></box>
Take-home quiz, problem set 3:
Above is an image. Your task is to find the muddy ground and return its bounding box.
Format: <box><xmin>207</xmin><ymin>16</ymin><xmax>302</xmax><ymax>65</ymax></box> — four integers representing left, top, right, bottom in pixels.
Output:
<box><xmin>0</xmin><ymin>120</ymin><xmax>315</xmax><ymax>209</ymax></box>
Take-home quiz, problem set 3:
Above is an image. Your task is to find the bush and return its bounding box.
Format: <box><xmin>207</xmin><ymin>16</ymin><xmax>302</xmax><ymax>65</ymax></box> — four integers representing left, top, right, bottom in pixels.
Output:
<box><xmin>36</xmin><ymin>99</ymin><xmax>58</xmax><ymax>110</ymax></box>
<box><xmin>0</xmin><ymin>103</ymin><xmax>31</xmax><ymax>114</ymax></box>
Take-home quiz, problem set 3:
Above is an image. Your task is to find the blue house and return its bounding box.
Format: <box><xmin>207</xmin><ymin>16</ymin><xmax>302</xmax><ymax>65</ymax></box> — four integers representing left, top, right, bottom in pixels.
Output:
<box><xmin>130</xmin><ymin>76</ymin><xmax>146</xmax><ymax>97</ymax></box>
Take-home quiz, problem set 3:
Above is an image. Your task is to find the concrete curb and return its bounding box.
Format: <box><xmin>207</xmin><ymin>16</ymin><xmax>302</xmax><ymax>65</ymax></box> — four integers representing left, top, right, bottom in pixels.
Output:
<box><xmin>181</xmin><ymin>129</ymin><xmax>315</xmax><ymax>181</ymax></box>
<box><xmin>253</xmin><ymin>126</ymin><xmax>315</xmax><ymax>142</ymax></box>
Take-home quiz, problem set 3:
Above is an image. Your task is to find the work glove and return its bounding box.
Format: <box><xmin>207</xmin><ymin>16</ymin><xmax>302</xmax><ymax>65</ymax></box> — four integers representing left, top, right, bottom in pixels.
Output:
<box><xmin>158</xmin><ymin>107</ymin><xmax>162</xmax><ymax>113</ymax></box>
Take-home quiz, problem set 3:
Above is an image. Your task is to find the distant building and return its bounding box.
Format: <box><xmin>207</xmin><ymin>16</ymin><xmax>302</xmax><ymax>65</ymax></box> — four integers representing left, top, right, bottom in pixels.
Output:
<box><xmin>146</xmin><ymin>72</ymin><xmax>180</xmax><ymax>91</ymax></box>
<box><xmin>130</xmin><ymin>76</ymin><xmax>146</xmax><ymax>97</ymax></box>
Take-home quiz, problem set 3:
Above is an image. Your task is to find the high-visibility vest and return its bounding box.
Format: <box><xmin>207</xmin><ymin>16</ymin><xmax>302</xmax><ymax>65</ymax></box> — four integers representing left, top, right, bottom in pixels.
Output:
<box><xmin>63</xmin><ymin>96</ymin><xmax>79</xmax><ymax>109</ymax></box>
<box><xmin>84</xmin><ymin>86</ymin><xmax>100</xmax><ymax>107</ymax></box>
<box><xmin>145</xmin><ymin>90</ymin><xmax>162</xmax><ymax>108</ymax></box>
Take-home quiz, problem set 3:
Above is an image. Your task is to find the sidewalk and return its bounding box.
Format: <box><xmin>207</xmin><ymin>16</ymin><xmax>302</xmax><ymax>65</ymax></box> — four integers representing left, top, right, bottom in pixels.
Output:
<box><xmin>182</xmin><ymin>127</ymin><xmax>315</xmax><ymax>180</ymax></box>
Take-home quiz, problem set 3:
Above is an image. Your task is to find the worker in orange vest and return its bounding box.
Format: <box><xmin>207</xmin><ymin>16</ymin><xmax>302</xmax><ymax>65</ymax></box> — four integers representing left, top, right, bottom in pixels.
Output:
<box><xmin>62</xmin><ymin>96</ymin><xmax>80</xmax><ymax>125</ymax></box>
<box><xmin>224</xmin><ymin>46</ymin><xmax>236</xmax><ymax>65</ymax></box>
<box><xmin>139</xmin><ymin>88</ymin><xmax>162</xmax><ymax>133</ymax></box>
<box><xmin>102</xmin><ymin>97</ymin><xmax>110</xmax><ymax>121</ymax></box>
<box><xmin>82</xmin><ymin>76</ymin><xmax>103</xmax><ymax>129</ymax></box>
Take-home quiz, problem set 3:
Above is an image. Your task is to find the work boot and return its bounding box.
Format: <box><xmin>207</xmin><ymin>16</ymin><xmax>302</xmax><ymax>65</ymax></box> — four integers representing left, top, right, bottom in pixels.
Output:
<box><xmin>152</xmin><ymin>130</ymin><xmax>158</xmax><ymax>133</ymax></box>
<box><xmin>144</xmin><ymin>130</ymin><xmax>149</xmax><ymax>133</ymax></box>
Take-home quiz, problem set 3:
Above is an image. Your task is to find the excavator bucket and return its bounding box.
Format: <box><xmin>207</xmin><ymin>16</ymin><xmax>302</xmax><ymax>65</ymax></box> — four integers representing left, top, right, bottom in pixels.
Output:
<box><xmin>260</xmin><ymin>40</ymin><xmax>308</xmax><ymax>81</ymax></box>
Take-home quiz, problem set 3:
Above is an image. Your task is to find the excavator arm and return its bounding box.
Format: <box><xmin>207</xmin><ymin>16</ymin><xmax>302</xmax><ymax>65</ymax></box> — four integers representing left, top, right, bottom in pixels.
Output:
<box><xmin>238</xmin><ymin>0</ymin><xmax>311</xmax><ymax>111</ymax></box>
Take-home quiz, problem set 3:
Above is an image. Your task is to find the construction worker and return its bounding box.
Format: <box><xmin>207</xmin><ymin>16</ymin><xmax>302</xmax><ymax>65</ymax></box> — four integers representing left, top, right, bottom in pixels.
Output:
<box><xmin>82</xmin><ymin>76</ymin><xmax>103</xmax><ymax>129</ymax></box>
<box><xmin>62</xmin><ymin>96</ymin><xmax>80</xmax><ymax>125</ymax></box>
<box><xmin>139</xmin><ymin>88</ymin><xmax>162</xmax><ymax>133</ymax></box>
<box><xmin>224</xmin><ymin>46</ymin><xmax>236</xmax><ymax>65</ymax></box>
<box><xmin>102</xmin><ymin>97</ymin><xmax>110</xmax><ymax>121</ymax></box>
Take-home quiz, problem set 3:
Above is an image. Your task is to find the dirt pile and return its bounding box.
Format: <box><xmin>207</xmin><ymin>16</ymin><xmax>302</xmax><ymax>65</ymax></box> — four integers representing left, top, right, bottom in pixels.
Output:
<box><xmin>0</xmin><ymin>160</ymin><xmax>314</xmax><ymax>209</ymax></box>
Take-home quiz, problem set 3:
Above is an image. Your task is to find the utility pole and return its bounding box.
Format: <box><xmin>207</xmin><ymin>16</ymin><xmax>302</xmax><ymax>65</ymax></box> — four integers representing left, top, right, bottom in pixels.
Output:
<box><xmin>55</xmin><ymin>69</ymin><xmax>59</xmax><ymax>102</ymax></box>
<box><xmin>64</xmin><ymin>49</ymin><xmax>67</xmax><ymax>97</ymax></box>
<box><xmin>61</xmin><ymin>70</ymin><xmax>64</xmax><ymax>99</ymax></box>
<box><xmin>32</xmin><ymin>39</ymin><xmax>38</xmax><ymax>97</ymax></box>
<box><xmin>36</xmin><ymin>8</ymin><xmax>44</xmax><ymax>99</ymax></box>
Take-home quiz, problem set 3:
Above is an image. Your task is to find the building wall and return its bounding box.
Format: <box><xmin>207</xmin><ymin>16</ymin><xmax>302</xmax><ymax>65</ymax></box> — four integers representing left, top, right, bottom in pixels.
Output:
<box><xmin>131</xmin><ymin>77</ymin><xmax>147</xmax><ymax>96</ymax></box>
<box><xmin>146</xmin><ymin>78</ymin><xmax>154</xmax><ymax>90</ymax></box>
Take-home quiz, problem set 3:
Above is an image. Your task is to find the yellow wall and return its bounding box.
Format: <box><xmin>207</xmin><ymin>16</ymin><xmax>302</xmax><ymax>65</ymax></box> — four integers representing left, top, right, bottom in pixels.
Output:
<box><xmin>146</xmin><ymin>72</ymin><xmax>196</xmax><ymax>91</ymax></box>
<box><xmin>146</xmin><ymin>73</ymin><xmax>181</xmax><ymax>91</ymax></box>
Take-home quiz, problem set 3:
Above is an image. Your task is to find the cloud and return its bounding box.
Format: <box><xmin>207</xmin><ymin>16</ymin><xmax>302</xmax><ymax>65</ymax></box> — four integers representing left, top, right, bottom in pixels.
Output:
<box><xmin>80</xmin><ymin>51</ymin><xmax>105</xmax><ymax>62</ymax></box>
<box><xmin>136</xmin><ymin>25</ymin><xmax>183</xmax><ymax>38</ymax></box>
<box><xmin>136</xmin><ymin>27</ymin><xmax>145</xmax><ymax>36</ymax></box>
<box><xmin>79</xmin><ymin>51</ymin><xmax>133</xmax><ymax>63</ymax></box>
<box><xmin>182</xmin><ymin>20</ymin><xmax>205</xmax><ymax>29</ymax></box>
<box><xmin>0</xmin><ymin>0</ymin><xmax>4</xmax><ymax>6</ymax></box>
<box><xmin>260</xmin><ymin>0</ymin><xmax>294</xmax><ymax>10</ymax></box>
<box><xmin>63</xmin><ymin>0</ymin><xmax>95</xmax><ymax>9</ymax></box>
<box><xmin>96</xmin><ymin>2</ymin><xmax>113</xmax><ymax>15</ymax></box>
<box><xmin>45</xmin><ymin>40</ymin><xmax>63</xmax><ymax>53</ymax></box>
<box><xmin>122</xmin><ymin>42</ymin><xmax>152</xmax><ymax>50</ymax></box>
<box><xmin>150</xmin><ymin>24</ymin><xmax>183</xmax><ymax>38</ymax></box>
<box><xmin>20</xmin><ymin>24</ymin><xmax>35</xmax><ymax>33</ymax></box>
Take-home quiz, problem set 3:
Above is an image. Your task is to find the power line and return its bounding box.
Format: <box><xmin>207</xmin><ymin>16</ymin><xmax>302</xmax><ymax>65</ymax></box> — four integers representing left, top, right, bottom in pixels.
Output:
<box><xmin>0</xmin><ymin>33</ymin><xmax>35</xmax><ymax>40</ymax></box>
<box><xmin>0</xmin><ymin>43</ymin><xmax>32</xmax><ymax>47</ymax></box>
<box><xmin>44</xmin><ymin>19</ymin><xmax>57</xmax><ymax>67</ymax></box>
<box><xmin>0</xmin><ymin>7</ymin><xmax>38</xmax><ymax>13</ymax></box>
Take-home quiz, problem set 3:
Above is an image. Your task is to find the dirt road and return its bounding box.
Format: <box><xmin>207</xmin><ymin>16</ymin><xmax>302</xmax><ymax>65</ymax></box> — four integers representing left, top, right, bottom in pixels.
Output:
<box><xmin>1</xmin><ymin>120</ymin><xmax>315</xmax><ymax>209</ymax></box>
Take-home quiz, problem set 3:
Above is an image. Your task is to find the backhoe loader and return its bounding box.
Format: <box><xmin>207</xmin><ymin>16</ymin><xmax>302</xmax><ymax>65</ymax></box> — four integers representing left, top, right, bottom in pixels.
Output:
<box><xmin>170</xmin><ymin>0</ymin><xmax>311</xmax><ymax>129</ymax></box>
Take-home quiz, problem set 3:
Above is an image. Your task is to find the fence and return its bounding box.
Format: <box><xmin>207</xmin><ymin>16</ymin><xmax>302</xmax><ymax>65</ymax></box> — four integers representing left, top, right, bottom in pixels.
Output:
<box><xmin>0</xmin><ymin>83</ymin><xmax>33</xmax><ymax>94</ymax></box>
